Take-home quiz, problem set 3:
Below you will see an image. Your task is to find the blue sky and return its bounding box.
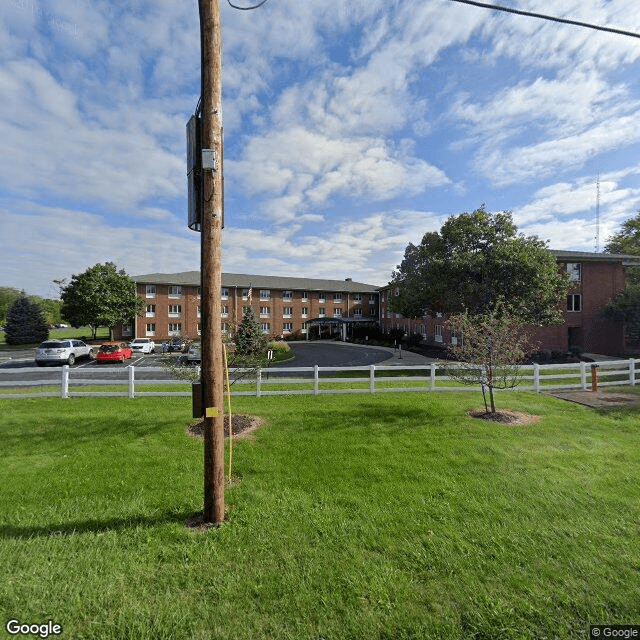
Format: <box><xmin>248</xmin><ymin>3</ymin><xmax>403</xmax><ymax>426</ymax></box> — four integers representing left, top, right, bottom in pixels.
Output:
<box><xmin>3</xmin><ymin>0</ymin><xmax>640</xmax><ymax>298</ymax></box>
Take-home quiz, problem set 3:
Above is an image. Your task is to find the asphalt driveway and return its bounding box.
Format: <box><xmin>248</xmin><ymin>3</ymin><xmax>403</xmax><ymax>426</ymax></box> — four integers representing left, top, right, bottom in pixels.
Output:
<box><xmin>271</xmin><ymin>341</ymin><xmax>398</xmax><ymax>368</ymax></box>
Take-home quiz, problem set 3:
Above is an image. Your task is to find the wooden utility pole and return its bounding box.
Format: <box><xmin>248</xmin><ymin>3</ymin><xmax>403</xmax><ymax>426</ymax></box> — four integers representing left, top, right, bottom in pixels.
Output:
<box><xmin>198</xmin><ymin>0</ymin><xmax>225</xmax><ymax>525</ymax></box>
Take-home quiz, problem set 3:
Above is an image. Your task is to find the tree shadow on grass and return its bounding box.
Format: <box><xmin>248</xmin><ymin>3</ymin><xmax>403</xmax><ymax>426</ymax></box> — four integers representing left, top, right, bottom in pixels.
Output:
<box><xmin>0</xmin><ymin>508</ymin><xmax>202</xmax><ymax>540</ymax></box>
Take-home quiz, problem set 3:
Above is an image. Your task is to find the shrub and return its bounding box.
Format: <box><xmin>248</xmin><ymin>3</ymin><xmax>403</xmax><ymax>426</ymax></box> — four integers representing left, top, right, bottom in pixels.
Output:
<box><xmin>4</xmin><ymin>296</ymin><xmax>49</xmax><ymax>345</ymax></box>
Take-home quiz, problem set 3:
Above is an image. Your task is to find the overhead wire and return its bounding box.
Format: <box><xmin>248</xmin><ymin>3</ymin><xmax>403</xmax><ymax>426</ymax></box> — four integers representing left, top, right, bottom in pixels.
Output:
<box><xmin>227</xmin><ymin>0</ymin><xmax>270</xmax><ymax>10</ymax></box>
<box><xmin>446</xmin><ymin>0</ymin><xmax>640</xmax><ymax>40</ymax></box>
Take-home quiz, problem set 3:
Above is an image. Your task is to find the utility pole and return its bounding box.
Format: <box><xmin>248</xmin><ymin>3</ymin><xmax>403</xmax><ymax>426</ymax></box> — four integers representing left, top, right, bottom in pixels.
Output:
<box><xmin>198</xmin><ymin>0</ymin><xmax>225</xmax><ymax>525</ymax></box>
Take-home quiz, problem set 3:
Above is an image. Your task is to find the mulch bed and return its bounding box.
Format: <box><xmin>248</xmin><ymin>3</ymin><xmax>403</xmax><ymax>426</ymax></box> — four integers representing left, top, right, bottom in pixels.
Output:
<box><xmin>468</xmin><ymin>409</ymin><xmax>540</xmax><ymax>425</ymax></box>
<box><xmin>188</xmin><ymin>414</ymin><xmax>264</xmax><ymax>439</ymax></box>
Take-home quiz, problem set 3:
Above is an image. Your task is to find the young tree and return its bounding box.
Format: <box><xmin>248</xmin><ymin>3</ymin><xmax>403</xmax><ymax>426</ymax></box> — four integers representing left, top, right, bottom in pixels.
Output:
<box><xmin>4</xmin><ymin>296</ymin><xmax>49</xmax><ymax>345</ymax></box>
<box><xmin>445</xmin><ymin>307</ymin><xmax>533</xmax><ymax>413</ymax></box>
<box><xmin>58</xmin><ymin>263</ymin><xmax>144</xmax><ymax>339</ymax></box>
<box><xmin>234</xmin><ymin>307</ymin><xmax>268</xmax><ymax>359</ymax></box>
<box><xmin>390</xmin><ymin>206</ymin><xmax>569</xmax><ymax>326</ymax></box>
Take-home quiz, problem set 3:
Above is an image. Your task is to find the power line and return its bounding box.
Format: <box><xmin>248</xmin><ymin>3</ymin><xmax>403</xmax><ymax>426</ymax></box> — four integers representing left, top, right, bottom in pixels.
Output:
<box><xmin>227</xmin><ymin>0</ymin><xmax>269</xmax><ymax>9</ymax></box>
<box><xmin>446</xmin><ymin>0</ymin><xmax>640</xmax><ymax>40</ymax></box>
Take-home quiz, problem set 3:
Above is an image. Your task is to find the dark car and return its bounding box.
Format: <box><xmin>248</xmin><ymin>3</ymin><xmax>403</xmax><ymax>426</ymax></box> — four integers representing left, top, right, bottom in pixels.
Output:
<box><xmin>167</xmin><ymin>338</ymin><xmax>188</xmax><ymax>353</ymax></box>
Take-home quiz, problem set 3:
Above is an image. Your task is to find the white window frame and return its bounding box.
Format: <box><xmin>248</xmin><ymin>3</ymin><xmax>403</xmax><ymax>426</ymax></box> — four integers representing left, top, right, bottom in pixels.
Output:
<box><xmin>146</xmin><ymin>304</ymin><xmax>156</xmax><ymax>317</ymax></box>
<box><xmin>221</xmin><ymin>288</ymin><xmax>229</xmax><ymax>299</ymax></box>
<box><xmin>333</xmin><ymin>293</ymin><xmax>342</xmax><ymax>303</ymax></box>
<box><xmin>283</xmin><ymin>307</ymin><xmax>293</xmax><ymax>318</ymax></box>
<box><xmin>221</xmin><ymin>305</ymin><xmax>229</xmax><ymax>318</ymax></box>
<box><xmin>567</xmin><ymin>294</ymin><xmax>582</xmax><ymax>312</ymax></box>
<box><xmin>333</xmin><ymin>308</ymin><xmax>342</xmax><ymax>318</ymax></box>
<box><xmin>260</xmin><ymin>307</ymin><xmax>270</xmax><ymax>318</ymax></box>
<box><xmin>283</xmin><ymin>290</ymin><xmax>293</xmax><ymax>300</ymax></box>
<box><xmin>145</xmin><ymin>284</ymin><xmax>156</xmax><ymax>298</ymax></box>
<box><xmin>260</xmin><ymin>323</ymin><xmax>270</xmax><ymax>333</ymax></box>
<box><xmin>565</xmin><ymin>263</ymin><xmax>582</xmax><ymax>283</ymax></box>
<box><xmin>301</xmin><ymin>292</ymin><xmax>309</xmax><ymax>301</ymax></box>
<box><xmin>301</xmin><ymin>307</ymin><xmax>308</xmax><ymax>318</ymax></box>
<box><xmin>168</xmin><ymin>323</ymin><xmax>182</xmax><ymax>335</ymax></box>
<box><xmin>435</xmin><ymin>325</ymin><xmax>443</xmax><ymax>342</ymax></box>
<box><xmin>168</xmin><ymin>304</ymin><xmax>182</xmax><ymax>317</ymax></box>
<box><xmin>146</xmin><ymin>323</ymin><xmax>156</xmax><ymax>336</ymax></box>
<box><xmin>283</xmin><ymin>322</ymin><xmax>293</xmax><ymax>333</ymax></box>
<box><xmin>259</xmin><ymin>289</ymin><xmax>270</xmax><ymax>300</ymax></box>
<box><xmin>168</xmin><ymin>285</ymin><xmax>182</xmax><ymax>298</ymax></box>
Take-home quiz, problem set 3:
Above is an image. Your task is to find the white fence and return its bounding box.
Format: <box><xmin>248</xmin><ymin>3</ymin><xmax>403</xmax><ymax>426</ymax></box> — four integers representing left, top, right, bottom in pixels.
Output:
<box><xmin>1</xmin><ymin>359</ymin><xmax>638</xmax><ymax>399</ymax></box>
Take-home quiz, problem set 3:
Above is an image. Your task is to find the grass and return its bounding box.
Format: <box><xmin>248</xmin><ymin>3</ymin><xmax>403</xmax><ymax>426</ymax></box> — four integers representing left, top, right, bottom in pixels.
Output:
<box><xmin>1</xmin><ymin>392</ymin><xmax>639</xmax><ymax>639</ymax></box>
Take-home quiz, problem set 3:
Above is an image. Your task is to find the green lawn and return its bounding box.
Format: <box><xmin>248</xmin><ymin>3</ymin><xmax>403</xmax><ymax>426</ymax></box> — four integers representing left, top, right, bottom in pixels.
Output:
<box><xmin>1</xmin><ymin>392</ymin><xmax>639</xmax><ymax>639</ymax></box>
<box><xmin>0</xmin><ymin>326</ymin><xmax>110</xmax><ymax>349</ymax></box>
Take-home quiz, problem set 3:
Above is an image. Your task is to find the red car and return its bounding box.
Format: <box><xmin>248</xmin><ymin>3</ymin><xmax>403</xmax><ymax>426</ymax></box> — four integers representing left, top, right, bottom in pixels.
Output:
<box><xmin>96</xmin><ymin>342</ymin><xmax>133</xmax><ymax>363</ymax></box>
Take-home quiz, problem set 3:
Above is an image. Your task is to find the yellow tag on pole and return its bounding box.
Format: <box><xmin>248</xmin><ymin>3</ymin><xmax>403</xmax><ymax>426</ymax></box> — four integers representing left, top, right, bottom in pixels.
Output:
<box><xmin>205</xmin><ymin>407</ymin><xmax>220</xmax><ymax>418</ymax></box>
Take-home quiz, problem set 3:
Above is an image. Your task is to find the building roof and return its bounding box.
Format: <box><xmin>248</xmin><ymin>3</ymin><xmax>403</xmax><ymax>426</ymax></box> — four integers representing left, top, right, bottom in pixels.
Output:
<box><xmin>550</xmin><ymin>249</ymin><xmax>640</xmax><ymax>266</ymax></box>
<box><xmin>133</xmin><ymin>271</ymin><xmax>381</xmax><ymax>293</ymax></box>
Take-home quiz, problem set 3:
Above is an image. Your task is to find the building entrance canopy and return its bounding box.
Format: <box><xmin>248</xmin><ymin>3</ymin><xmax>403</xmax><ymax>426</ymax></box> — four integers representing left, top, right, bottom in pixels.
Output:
<box><xmin>306</xmin><ymin>317</ymin><xmax>379</xmax><ymax>341</ymax></box>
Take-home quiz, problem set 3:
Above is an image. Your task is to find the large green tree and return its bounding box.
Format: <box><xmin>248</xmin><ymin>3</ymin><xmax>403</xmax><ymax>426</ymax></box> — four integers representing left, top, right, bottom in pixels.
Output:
<box><xmin>605</xmin><ymin>209</ymin><xmax>640</xmax><ymax>285</ymax></box>
<box><xmin>4</xmin><ymin>296</ymin><xmax>49</xmax><ymax>345</ymax></box>
<box><xmin>58</xmin><ymin>263</ymin><xmax>144</xmax><ymax>339</ymax></box>
<box><xmin>234</xmin><ymin>307</ymin><xmax>268</xmax><ymax>358</ymax></box>
<box><xmin>604</xmin><ymin>211</ymin><xmax>640</xmax><ymax>349</ymax></box>
<box><xmin>390</xmin><ymin>206</ymin><xmax>569</xmax><ymax>326</ymax></box>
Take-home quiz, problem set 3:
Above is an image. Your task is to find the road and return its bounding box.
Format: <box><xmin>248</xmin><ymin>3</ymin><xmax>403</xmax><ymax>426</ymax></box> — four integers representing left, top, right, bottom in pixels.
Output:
<box><xmin>0</xmin><ymin>341</ymin><xmax>431</xmax><ymax>388</ymax></box>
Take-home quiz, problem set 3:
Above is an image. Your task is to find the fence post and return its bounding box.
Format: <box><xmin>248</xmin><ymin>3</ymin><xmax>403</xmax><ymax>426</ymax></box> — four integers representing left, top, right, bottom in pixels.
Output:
<box><xmin>630</xmin><ymin>359</ymin><xmax>636</xmax><ymax>387</ymax></box>
<box><xmin>430</xmin><ymin>364</ymin><xmax>436</xmax><ymax>391</ymax></box>
<box><xmin>128</xmin><ymin>365</ymin><xmax>135</xmax><ymax>399</ymax></box>
<box><xmin>369</xmin><ymin>365</ymin><xmax>375</xmax><ymax>394</ymax></box>
<box><xmin>256</xmin><ymin>368</ymin><xmax>262</xmax><ymax>398</ymax></box>
<box><xmin>313</xmin><ymin>365</ymin><xmax>319</xmax><ymax>396</ymax></box>
<box><xmin>580</xmin><ymin>362</ymin><xmax>587</xmax><ymax>390</ymax></box>
<box><xmin>61</xmin><ymin>365</ymin><xmax>69</xmax><ymax>399</ymax></box>
<box><xmin>533</xmin><ymin>363</ymin><xmax>540</xmax><ymax>392</ymax></box>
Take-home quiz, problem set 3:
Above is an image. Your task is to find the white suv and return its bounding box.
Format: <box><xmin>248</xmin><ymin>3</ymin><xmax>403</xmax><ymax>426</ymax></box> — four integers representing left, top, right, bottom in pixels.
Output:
<box><xmin>35</xmin><ymin>340</ymin><xmax>94</xmax><ymax>366</ymax></box>
<box><xmin>129</xmin><ymin>338</ymin><xmax>156</xmax><ymax>354</ymax></box>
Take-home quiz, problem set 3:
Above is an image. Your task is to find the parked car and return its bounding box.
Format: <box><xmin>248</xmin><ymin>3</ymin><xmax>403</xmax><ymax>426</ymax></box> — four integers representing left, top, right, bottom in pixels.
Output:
<box><xmin>96</xmin><ymin>342</ymin><xmax>133</xmax><ymax>363</ymax></box>
<box><xmin>35</xmin><ymin>340</ymin><xmax>94</xmax><ymax>366</ymax></box>
<box><xmin>129</xmin><ymin>338</ymin><xmax>155</xmax><ymax>354</ymax></box>
<box><xmin>187</xmin><ymin>342</ymin><xmax>201</xmax><ymax>363</ymax></box>
<box><xmin>167</xmin><ymin>338</ymin><xmax>188</xmax><ymax>353</ymax></box>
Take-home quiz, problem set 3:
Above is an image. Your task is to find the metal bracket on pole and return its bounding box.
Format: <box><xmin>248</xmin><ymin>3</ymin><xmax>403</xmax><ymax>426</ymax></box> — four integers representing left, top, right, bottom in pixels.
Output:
<box><xmin>202</xmin><ymin>149</ymin><xmax>218</xmax><ymax>171</ymax></box>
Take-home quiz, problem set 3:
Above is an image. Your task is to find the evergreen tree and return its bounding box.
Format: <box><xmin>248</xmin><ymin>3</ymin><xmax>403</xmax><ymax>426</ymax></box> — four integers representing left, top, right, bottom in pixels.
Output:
<box><xmin>234</xmin><ymin>307</ymin><xmax>268</xmax><ymax>357</ymax></box>
<box><xmin>4</xmin><ymin>296</ymin><xmax>49</xmax><ymax>345</ymax></box>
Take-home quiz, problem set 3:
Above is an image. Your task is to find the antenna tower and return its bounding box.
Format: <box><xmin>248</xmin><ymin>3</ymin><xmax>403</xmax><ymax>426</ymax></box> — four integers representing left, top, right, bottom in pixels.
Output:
<box><xmin>595</xmin><ymin>174</ymin><xmax>600</xmax><ymax>253</ymax></box>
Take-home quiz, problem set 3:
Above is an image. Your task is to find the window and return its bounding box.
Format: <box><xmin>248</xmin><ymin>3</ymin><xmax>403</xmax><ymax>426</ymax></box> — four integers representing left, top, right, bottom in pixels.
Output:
<box><xmin>567</xmin><ymin>294</ymin><xmax>582</xmax><ymax>312</ymax></box>
<box><xmin>451</xmin><ymin>329</ymin><xmax>458</xmax><ymax>346</ymax></box>
<box><xmin>241</xmin><ymin>288</ymin><xmax>250</xmax><ymax>300</ymax></box>
<box><xmin>565</xmin><ymin>263</ymin><xmax>582</xmax><ymax>282</ymax></box>
<box><xmin>221</xmin><ymin>288</ymin><xmax>229</xmax><ymax>299</ymax></box>
<box><xmin>353</xmin><ymin>293</ymin><xmax>362</xmax><ymax>302</ymax></box>
<box><xmin>146</xmin><ymin>304</ymin><xmax>156</xmax><ymax>317</ymax></box>
<box><xmin>283</xmin><ymin>290</ymin><xmax>293</xmax><ymax>300</ymax></box>
<box><xmin>302</xmin><ymin>321</ymin><xmax>308</xmax><ymax>334</ymax></box>
<box><xmin>146</xmin><ymin>323</ymin><xmax>156</xmax><ymax>336</ymax></box>
<box><xmin>333</xmin><ymin>308</ymin><xmax>342</xmax><ymax>318</ymax></box>
<box><xmin>369</xmin><ymin>295</ymin><xmax>376</xmax><ymax>304</ymax></box>
<box><xmin>197</xmin><ymin>306</ymin><xmax>201</xmax><ymax>317</ymax></box>
<box><xmin>319</xmin><ymin>292</ymin><xmax>326</xmax><ymax>303</ymax></box>
<box><xmin>221</xmin><ymin>306</ymin><xmax>229</xmax><ymax>318</ymax></box>
<box><xmin>260</xmin><ymin>290</ymin><xmax>270</xmax><ymax>300</ymax></box>
<box><xmin>168</xmin><ymin>285</ymin><xmax>182</xmax><ymax>298</ymax></box>
<box><xmin>260</xmin><ymin>323</ymin><xmax>270</xmax><ymax>333</ymax></box>
<box><xmin>168</xmin><ymin>305</ymin><xmax>181</xmax><ymax>317</ymax></box>
<box><xmin>145</xmin><ymin>284</ymin><xmax>156</xmax><ymax>298</ymax></box>
<box><xmin>435</xmin><ymin>325</ymin><xmax>443</xmax><ymax>342</ymax></box>
<box><xmin>333</xmin><ymin>293</ymin><xmax>342</xmax><ymax>303</ymax></box>
<box><xmin>260</xmin><ymin>307</ymin><xmax>270</xmax><ymax>317</ymax></box>
<box><xmin>283</xmin><ymin>323</ymin><xmax>293</xmax><ymax>333</ymax></box>
<box><xmin>169</xmin><ymin>323</ymin><xmax>182</xmax><ymax>335</ymax></box>
<box><xmin>318</xmin><ymin>307</ymin><xmax>326</xmax><ymax>318</ymax></box>
<box><xmin>197</xmin><ymin>287</ymin><xmax>201</xmax><ymax>298</ymax></box>
<box><xmin>221</xmin><ymin>323</ymin><xmax>228</xmax><ymax>333</ymax></box>
<box><xmin>301</xmin><ymin>307</ymin><xmax>308</xmax><ymax>318</ymax></box>
<box><xmin>353</xmin><ymin>308</ymin><xmax>362</xmax><ymax>317</ymax></box>
<box><xmin>301</xmin><ymin>291</ymin><xmax>309</xmax><ymax>301</ymax></box>
<box><xmin>197</xmin><ymin>323</ymin><xmax>202</xmax><ymax>335</ymax></box>
<box><xmin>283</xmin><ymin>307</ymin><xmax>293</xmax><ymax>318</ymax></box>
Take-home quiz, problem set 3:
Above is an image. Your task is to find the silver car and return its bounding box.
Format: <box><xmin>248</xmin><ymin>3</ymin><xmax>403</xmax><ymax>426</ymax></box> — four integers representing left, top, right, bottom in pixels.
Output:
<box><xmin>35</xmin><ymin>339</ymin><xmax>94</xmax><ymax>366</ymax></box>
<box><xmin>187</xmin><ymin>342</ymin><xmax>201</xmax><ymax>363</ymax></box>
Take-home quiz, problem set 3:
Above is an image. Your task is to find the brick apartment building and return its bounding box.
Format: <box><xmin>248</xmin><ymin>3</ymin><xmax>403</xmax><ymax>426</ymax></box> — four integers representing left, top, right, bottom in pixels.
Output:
<box><xmin>115</xmin><ymin>272</ymin><xmax>381</xmax><ymax>342</ymax></box>
<box><xmin>379</xmin><ymin>250</ymin><xmax>640</xmax><ymax>356</ymax></box>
